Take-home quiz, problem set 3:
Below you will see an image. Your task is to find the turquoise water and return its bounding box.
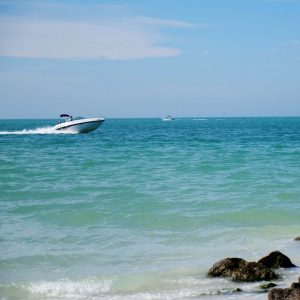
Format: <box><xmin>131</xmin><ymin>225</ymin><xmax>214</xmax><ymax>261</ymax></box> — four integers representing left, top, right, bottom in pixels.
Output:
<box><xmin>0</xmin><ymin>117</ymin><xmax>300</xmax><ymax>299</ymax></box>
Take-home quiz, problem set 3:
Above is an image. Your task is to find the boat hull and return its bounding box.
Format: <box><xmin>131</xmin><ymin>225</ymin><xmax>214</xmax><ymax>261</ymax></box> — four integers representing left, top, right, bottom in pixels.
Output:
<box><xmin>53</xmin><ymin>118</ymin><xmax>105</xmax><ymax>133</ymax></box>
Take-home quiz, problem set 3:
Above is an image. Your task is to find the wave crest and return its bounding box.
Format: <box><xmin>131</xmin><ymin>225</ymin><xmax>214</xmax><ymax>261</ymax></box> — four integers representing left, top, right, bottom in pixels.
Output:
<box><xmin>28</xmin><ymin>278</ymin><xmax>112</xmax><ymax>298</ymax></box>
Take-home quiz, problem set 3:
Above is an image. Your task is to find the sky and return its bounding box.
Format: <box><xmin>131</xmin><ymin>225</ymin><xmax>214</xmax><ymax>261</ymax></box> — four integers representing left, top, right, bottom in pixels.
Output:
<box><xmin>0</xmin><ymin>0</ymin><xmax>300</xmax><ymax>118</ymax></box>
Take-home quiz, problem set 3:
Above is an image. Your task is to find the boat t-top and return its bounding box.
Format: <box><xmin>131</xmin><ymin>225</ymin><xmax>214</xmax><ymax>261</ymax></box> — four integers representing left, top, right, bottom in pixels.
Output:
<box><xmin>161</xmin><ymin>115</ymin><xmax>175</xmax><ymax>121</ymax></box>
<box><xmin>53</xmin><ymin>114</ymin><xmax>105</xmax><ymax>133</ymax></box>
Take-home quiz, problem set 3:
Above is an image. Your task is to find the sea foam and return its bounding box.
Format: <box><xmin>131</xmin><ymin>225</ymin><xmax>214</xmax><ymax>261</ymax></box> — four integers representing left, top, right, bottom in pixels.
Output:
<box><xmin>27</xmin><ymin>278</ymin><xmax>112</xmax><ymax>298</ymax></box>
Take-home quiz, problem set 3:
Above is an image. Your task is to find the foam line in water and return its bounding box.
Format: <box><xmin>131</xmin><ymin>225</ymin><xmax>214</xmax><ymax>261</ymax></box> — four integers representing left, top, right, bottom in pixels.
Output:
<box><xmin>27</xmin><ymin>278</ymin><xmax>112</xmax><ymax>298</ymax></box>
<box><xmin>3</xmin><ymin>272</ymin><xmax>295</xmax><ymax>300</ymax></box>
<box><xmin>1</xmin><ymin>279</ymin><xmax>263</xmax><ymax>300</ymax></box>
<box><xmin>0</xmin><ymin>126</ymin><xmax>77</xmax><ymax>135</ymax></box>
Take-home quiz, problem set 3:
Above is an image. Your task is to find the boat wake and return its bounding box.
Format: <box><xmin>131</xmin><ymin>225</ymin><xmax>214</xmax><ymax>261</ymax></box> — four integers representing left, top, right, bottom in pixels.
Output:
<box><xmin>0</xmin><ymin>126</ymin><xmax>77</xmax><ymax>135</ymax></box>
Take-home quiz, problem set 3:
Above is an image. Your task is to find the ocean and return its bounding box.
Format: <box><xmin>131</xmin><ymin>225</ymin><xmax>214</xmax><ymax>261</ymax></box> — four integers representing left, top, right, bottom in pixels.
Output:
<box><xmin>0</xmin><ymin>117</ymin><xmax>299</xmax><ymax>300</ymax></box>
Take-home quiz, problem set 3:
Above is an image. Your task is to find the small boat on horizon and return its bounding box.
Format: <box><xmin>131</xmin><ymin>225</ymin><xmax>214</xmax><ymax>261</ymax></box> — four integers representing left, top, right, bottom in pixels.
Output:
<box><xmin>161</xmin><ymin>115</ymin><xmax>175</xmax><ymax>121</ymax></box>
<box><xmin>53</xmin><ymin>114</ymin><xmax>105</xmax><ymax>133</ymax></box>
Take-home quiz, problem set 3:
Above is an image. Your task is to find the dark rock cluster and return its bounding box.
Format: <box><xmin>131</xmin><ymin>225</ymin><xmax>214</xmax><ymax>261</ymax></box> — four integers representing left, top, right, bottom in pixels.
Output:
<box><xmin>208</xmin><ymin>251</ymin><xmax>296</xmax><ymax>282</ymax></box>
<box><xmin>268</xmin><ymin>277</ymin><xmax>300</xmax><ymax>300</ymax></box>
<box><xmin>208</xmin><ymin>257</ymin><xmax>278</xmax><ymax>282</ymax></box>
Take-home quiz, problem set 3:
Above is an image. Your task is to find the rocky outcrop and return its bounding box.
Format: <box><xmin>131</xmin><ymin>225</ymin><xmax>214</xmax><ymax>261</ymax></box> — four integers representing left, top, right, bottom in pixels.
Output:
<box><xmin>268</xmin><ymin>277</ymin><xmax>300</xmax><ymax>300</ymax></box>
<box><xmin>294</xmin><ymin>237</ymin><xmax>300</xmax><ymax>241</ymax></box>
<box><xmin>258</xmin><ymin>251</ymin><xmax>296</xmax><ymax>269</ymax></box>
<box><xmin>208</xmin><ymin>257</ymin><xmax>278</xmax><ymax>282</ymax></box>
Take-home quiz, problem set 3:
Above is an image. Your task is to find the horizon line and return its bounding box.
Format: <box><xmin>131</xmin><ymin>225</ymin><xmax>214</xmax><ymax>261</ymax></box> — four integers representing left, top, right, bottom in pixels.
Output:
<box><xmin>0</xmin><ymin>115</ymin><xmax>299</xmax><ymax>120</ymax></box>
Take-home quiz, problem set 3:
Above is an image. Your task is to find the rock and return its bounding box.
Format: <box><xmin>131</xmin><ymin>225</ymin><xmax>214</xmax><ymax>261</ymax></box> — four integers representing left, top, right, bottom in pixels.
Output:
<box><xmin>208</xmin><ymin>257</ymin><xmax>278</xmax><ymax>282</ymax></box>
<box><xmin>260</xmin><ymin>282</ymin><xmax>277</xmax><ymax>289</ymax></box>
<box><xmin>268</xmin><ymin>277</ymin><xmax>300</xmax><ymax>300</ymax></box>
<box><xmin>258</xmin><ymin>251</ymin><xmax>296</xmax><ymax>269</ymax></box>
<box><xmin>294</xmin><ymin>237</ymin><xmax>300</xmax><ymax>241</ymax></box>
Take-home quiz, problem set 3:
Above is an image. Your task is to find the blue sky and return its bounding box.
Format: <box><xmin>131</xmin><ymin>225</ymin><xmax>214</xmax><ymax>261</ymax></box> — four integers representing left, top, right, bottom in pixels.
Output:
<box><xmin>0</xmin><ymin>0</ymin><xmax>300</xmax><ymax>118</ymax></box>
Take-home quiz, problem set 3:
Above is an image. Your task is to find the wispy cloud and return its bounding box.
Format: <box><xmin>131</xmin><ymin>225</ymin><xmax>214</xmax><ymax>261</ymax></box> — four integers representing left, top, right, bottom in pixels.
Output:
<box><xmin>136</xmin><ymin>17</ymin><xmax>204</xmax><ymax>29</ymax></box>
<box><xmin>289</xmin><ymin>39</ymin><xmax>300</xmax><ymax>45</ymax></box>
<box><xmin>0</xmin><ymin>3</ymin><xmax>200</xmax><ymax>60</ymax></box>
<box><xmin>0</xmin><ymin>17</ymin><xmax>184</xmax><ymax>60</ymax></box>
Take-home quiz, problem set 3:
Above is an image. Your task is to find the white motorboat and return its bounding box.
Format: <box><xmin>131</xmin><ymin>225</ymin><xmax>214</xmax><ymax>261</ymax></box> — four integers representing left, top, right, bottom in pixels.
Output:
<box><xmin>53</xmin><ymin>114</ymin><xmax>105</xmax><ymax>133</ymax></box>
<box><xmin>161</xmin><ymin>115</ymin><xmax>175</xmax><ymax>121</ymax></box>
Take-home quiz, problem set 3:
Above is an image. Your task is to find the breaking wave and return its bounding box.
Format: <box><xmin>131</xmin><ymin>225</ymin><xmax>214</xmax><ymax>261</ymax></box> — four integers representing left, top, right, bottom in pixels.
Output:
<box><xmin>0</xmin><ymin>276</ymin><xmax>267</xmax><ymax>300</ymax></box>
<box><xmin>27</xmin><ymin>278</ymin><xmax>112</xmax><ymax>298</ymax></box>
<box><xmin>0</xmin><ymin>126</ymin><xmax>77</xmax><ymax>135</ymax></box>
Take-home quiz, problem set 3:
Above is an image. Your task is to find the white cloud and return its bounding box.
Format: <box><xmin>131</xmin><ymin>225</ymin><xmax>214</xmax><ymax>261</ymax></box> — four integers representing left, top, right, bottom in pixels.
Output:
<box><xmin>0</xmin><ymin>15</ymin><xmax>198</xmax><ymax>60</ymax></box>
<box><xmin>136</xmin><ymin>17</ymin><xmax>203</xmax><ymax>29</ymax></box>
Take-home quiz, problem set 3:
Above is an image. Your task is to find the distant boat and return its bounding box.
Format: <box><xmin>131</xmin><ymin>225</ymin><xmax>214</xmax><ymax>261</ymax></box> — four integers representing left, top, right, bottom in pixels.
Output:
<box><xmin>161</xmin><ymin>115</ymin><xmax>175</xmax><ymax>121</ymax></box>
<box><xmin>53</xmin><ymin>114</ymin><xmax>105</xmax><ymax>133</ymax></box>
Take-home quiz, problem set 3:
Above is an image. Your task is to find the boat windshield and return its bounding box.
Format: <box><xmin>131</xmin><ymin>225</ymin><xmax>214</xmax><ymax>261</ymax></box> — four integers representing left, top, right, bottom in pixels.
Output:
<box><xmin>58</xmin><ymin>115</ymin><xmax>84</xmax><ymax>123</ymax></box>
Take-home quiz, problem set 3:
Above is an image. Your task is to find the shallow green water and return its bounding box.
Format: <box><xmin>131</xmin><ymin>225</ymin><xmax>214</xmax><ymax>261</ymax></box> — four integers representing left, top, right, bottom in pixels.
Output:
<box><xmin>0</xmin><ymin>117</ymin><xmax>300</xmax><ymax>299</ymax></box>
